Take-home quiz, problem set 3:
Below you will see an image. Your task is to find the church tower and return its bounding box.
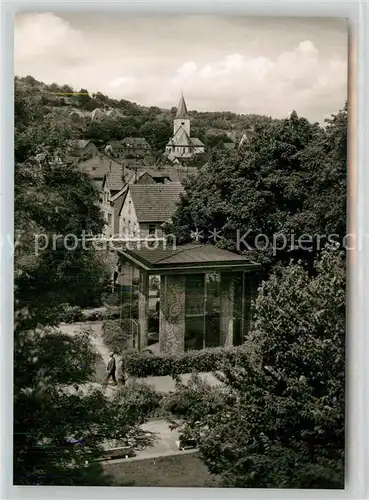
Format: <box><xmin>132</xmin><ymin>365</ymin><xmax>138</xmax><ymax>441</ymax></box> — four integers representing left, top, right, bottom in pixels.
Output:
<box><xmin>165</xmin><ymin>93</ymin><xmax>204</xmax><ymax>159</ymax></box>
<box><xmin>173</xmin><ymin>93</ymin><xmax>190</xmax><ymax>136</ymax></box>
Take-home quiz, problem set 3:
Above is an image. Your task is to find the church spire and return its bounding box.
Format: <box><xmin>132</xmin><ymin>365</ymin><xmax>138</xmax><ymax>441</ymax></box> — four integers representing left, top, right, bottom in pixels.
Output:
<box><xmin>175</xmin><ymin>93</ymin><xmax>189</xmax><ymax>118</ymax></box>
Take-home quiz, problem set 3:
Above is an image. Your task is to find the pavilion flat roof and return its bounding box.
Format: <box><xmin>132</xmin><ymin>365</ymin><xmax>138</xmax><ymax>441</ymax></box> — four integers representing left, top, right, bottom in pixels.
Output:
<box><xmin>118</xmin><ymin>243</ymin><xmax>260</xmax><ymax>275</ymax></box>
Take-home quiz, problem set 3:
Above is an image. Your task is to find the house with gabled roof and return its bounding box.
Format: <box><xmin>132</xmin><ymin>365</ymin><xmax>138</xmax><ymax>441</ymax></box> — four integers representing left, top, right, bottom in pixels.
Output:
<box><xmin>104</xmin><ymin>141</ymin><xmax>126</xmax><ymax>159</ymax></box>
<box><xmin>79</xmin><ymin>153</ymin><xmax>122</xmax><ymax>183</ymax></box>
<box><xmin>165</xmin><ymin>94</ymin><xmax>205</xmax><ymax>159</ymax></box>
<box><xmin>121</xmin><ymin>137</ymin><xmax>151</xmax><ymax>158</ymax></box>
<box><xmin>91</xmin><ymin>108</ymin><xmax>106</xmax><ymax>120</ymax></box>
<box><xmin>67</xmin><ymin>139</ymin><xmax>99</xmax><ymax>165</ymax></box>
<box><xmin>239</xmin><ymin>126</ymin><xmax>257</xmax><ymax>148</ymax></box>
<box><xmin>117</xmin><ymin>182</ymin><xmax>185</xmax><ymax>240</ymax></box>
<box><xmin>100</xmin><ymin>160</ymin><xmax>133</xmax><ymax>237</ymax></box>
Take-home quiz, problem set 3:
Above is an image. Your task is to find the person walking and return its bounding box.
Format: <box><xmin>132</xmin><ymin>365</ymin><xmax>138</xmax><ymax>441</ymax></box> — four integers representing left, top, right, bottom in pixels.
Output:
<box><xmin>105</xmin><ymin>352</ymin><xmax>117</xmax><ymax>385</ymax></box>
<box><xmin>120</xmin><ymin>355</ymin><xmax>127</xmax><ymax>386</ymax></box>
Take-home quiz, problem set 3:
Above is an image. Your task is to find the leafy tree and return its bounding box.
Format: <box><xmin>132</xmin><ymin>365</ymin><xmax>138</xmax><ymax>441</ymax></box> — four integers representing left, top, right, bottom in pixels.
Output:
<box><xmin>14</xmin><ymin>331</ymin><xmax>160</xmax><ymax>485</ymax></box>
<box><xmin>60</xmin><ymin>84</ymin><xmax>74</xmax><ymax>94</ymax></box>
<box><xmin>13</xmin><ymin>79</ymin><xmax>155</xmax><ymax>485</ymax></box>
<box><xmin>140</xmin><ymin>119</ymin><xmax>172</xmax><ymax>153</ymax></box>
<box><xmin>169</xmin><ymin>108</ymin><xmax>346</xmax><ymax>273</ymax></box>
<box><xmin>204</xmin><ymin>133</ymin><xmax>233</xmax><ymax>149</ymax></box>
<box><xmin>300</xmin><ymin>105</ymin><xmax>347</xmax><ymax>242</ymax></box>
<box><xmin>169</xmin><ymin>247</ymin><xmax>345</xmax><ymax>488</ymax></box>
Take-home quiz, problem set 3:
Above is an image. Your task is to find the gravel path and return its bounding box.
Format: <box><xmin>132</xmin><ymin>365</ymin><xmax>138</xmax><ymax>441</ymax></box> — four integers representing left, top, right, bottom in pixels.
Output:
<box><xmin>58</xmin><ymin>322</ymin><xmax>181</xmax><ymax>458</ymax></box>
<box><xmin>58</xmin><ymin>321</ymin><xmax>222</xmax><ymax>460</ymax></box>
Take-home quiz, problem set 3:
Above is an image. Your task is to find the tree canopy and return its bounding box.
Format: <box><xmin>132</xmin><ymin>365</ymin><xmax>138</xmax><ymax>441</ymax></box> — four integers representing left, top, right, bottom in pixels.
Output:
<box><xmin>169</xmin><ymin>108</ymin><xmax>347</xmax><ymax>274</ymax></box>
<box><xmin>166</xmin><ymin>247</ymin><xmax>345</xmax><ymax>488</ymax></box>
<box><xmin>13</xmin><ymin>80</ymin><xmax>158</xmax><ymax>485</ymax></box>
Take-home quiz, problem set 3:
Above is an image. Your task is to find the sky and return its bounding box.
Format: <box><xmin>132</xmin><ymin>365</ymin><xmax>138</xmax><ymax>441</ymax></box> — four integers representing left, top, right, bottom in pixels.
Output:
<box><xmin>14</xmin><ymin>14</ymin><xmax>348</xmax><ymax>122</ymax></box>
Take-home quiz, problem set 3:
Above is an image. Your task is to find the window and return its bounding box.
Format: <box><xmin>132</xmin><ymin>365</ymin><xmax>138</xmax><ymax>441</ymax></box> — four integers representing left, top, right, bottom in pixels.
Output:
<box><xmin>184</xmin><ymin>273</ymin><xmax>222</xmax><ymax>350</ymax></box>
<box><xmin>185</xmin><ymin>274</ymin><xmax>205</xmax><ymax>350</ymax></box>
<box><xmin>148</xmin><ymin>224</ymin><xmax>156</xmax><ymax>236</ymax></box>
<box><xmin>107</xmin><ymin>213</ymin><xmax>112</xmax><ymax>226</ymax></box>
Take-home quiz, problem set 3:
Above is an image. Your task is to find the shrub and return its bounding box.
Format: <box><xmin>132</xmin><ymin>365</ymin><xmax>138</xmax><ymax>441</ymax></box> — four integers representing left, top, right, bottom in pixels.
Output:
<box><xmin>103</xmin><ymin>306</ymin><xmax>121</xmax><ymax>320</ymax></box>
<box><xmin>103</xmin><ymin>293</ymin><xmax>120</xmax><ymax>306</ymax></box>
<box><xmin>174</xmin><ymin>248</ymin><xmax>345</xmax><ymax>488</ymax></box>
<box><xmin>112</xmin><ymin>381</ymin><xmax>162</xmax><ymax>425</ymax></box>
<box><xmin>162</xmin><ymin>373</ymin><xmax>231</xmax><ymax>421</ymax></box>
<box><xmin>102</xmin><ymin>319</ymin><xmax>132</xmax><ymax>353</ymax></box>
<box><xmin>58</xmin><ymin>304</ymin><xmax>83</xmax><ymax>323</ymax></box>
<box><xmin>122</xmin><ymin>345</ymin><xmax>249</xmax><ymax>378</ymax></box>
<box><xmin>82</xmin><ymin>308</ymin><xmax>105</xmax><ymax>322</ymax></box>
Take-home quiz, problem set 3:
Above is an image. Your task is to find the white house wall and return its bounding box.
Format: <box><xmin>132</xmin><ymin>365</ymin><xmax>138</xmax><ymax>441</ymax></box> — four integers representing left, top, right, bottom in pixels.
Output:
<box><xmin>101</xmin><ymin>185</ymin><xmax>114</xmax><ymax>238</ymax></box>
<box><xmin>119</xmin><ymin>191</ymin><xmax>139</xmax><ymax>237</ymax></box>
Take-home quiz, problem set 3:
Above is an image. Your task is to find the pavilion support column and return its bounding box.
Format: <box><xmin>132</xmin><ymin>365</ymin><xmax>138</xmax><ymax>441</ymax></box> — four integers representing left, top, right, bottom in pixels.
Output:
<box><xmin>138</xmin><ymin>269</ymin><xmax>149</xmax><ymax>350</ymax></box>
<box><xmin>242</xmin><ymin>273</ymin><xmax>258</xmax><ymax>339</ymax></box>
<box><xmin>219</xmin><ymin>273</ymin><xmax>235</xmax><ymax>348</ymax></box>
<box><xmin>159</xmin><ymin>274</ymin><xmax>186</xmax><ymax>355</ymax></box>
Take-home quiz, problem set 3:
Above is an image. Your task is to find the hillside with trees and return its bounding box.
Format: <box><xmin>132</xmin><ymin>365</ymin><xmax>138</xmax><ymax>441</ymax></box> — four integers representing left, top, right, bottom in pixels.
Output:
<box><xmin>15</xmin><ymin>75</ymin><xmax>271</xmax><ymax>158</ymax></box>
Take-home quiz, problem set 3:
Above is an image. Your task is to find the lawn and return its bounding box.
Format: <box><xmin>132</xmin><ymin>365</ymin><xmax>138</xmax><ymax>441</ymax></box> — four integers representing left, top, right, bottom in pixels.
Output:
<box><xmin>103</xmin><ymin>452</ymin><xmax>221</xmax><ymax>487</ymax></box>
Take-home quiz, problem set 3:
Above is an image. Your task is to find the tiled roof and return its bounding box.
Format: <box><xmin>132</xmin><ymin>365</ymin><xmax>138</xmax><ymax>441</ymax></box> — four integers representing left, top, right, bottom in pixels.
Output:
<box><xmin>109</xmin><ymin>141</ymin><xmax>125</xmax><ymax>149</ymax></box>
<box><xmin>105</xmin><ymin>158</ymin><xmax>136</xmax><ymax>191</ymax></box>
<box><xmin>79</xmin><ymin>154</ymin><xmax>123</xmax><ymax>181</ymax></box>
<box><xmin>120</xmin><ymin>243</ymin><xmax>260</xmax><ymax>271</ymax></box>
<box><xmin>113</xmin><ymin>187</ymin><xmax>129</xmax><ymax>223</ymax></box>
<box><xmin>135</xmin><ymin>166</ymin><xmax>198</xmax><ymax>184</ymax></box>
<box><xmin>172</xmin><ymin>127</ymin><xmax>192</xmax><ymax>147</ymax></box>
<box><xmin>138</xmin><ymin>168</ymin><xmax>176</xmax><ymax>182</ymax></box>
<box><xmin>77</xmin><ymin>140</ymin><xmax>91</xmax><ymax>149</ymax></box>
<box><xmin>129</xmin><ymin>183</ymin><xmax>185</xmax><ymax>222</ymax></box>
<box><xmin>190</xmin><ymin>137</ymin><xmax>204</xmax><ymax>147</ymax></box>
<box><xmin>175</xmin><ymin>94</ymin><xmax>189</xmax><ymax>118</ymax></box>
<box><xmin>105</xmin><ymin>170</ymin><xmax>125</xmax><ymax>192</ymax></box>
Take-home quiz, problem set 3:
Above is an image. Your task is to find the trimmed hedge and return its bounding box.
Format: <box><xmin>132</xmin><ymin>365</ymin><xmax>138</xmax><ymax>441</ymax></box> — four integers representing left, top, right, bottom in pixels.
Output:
<box><xmin>58</xmin><ymin>304</ymin><xmax>122</xmax><ymax>323</ymax></box>
<box><xmin>122</xmin><ymin>345</ymin><xmax>249</xmax><ymax>378</ymax></box>
<box><xmin>58</xmin><ymin>304</ymin><xmax>84</xmax><ymax>323</ymax></box>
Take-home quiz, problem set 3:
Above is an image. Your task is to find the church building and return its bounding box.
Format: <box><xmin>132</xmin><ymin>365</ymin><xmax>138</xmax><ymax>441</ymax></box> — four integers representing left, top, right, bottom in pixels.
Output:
<box><xmin>165</xmin><ymin>94</ymin><xmax>205</xmax><ymax>159</ymax></box>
